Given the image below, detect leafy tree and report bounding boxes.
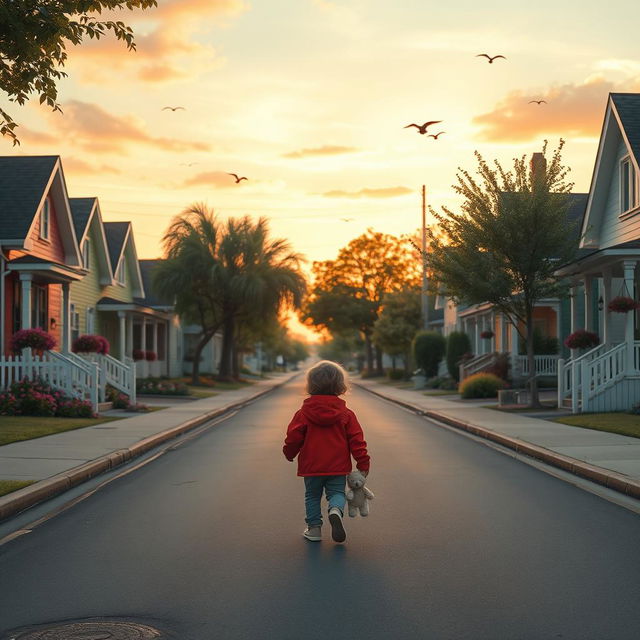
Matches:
[427,141,577,406]
[317,331,364,370]
[0,0,157,144]
[372,288,422,373]
[446,331,471,381]
[413,331,446,377]
[304,229,421,375]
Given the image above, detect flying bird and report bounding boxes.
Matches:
[428,131,446,140]
[341,218,354,222]
[180,162,199,166]
[528,100,547,105]
[162,106,186,111]
[404,120,442,135]
[476,54,506,64]
[228,173,248,183]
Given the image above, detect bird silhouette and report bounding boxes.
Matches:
[341,218,354,222]
[404,120,442,135]
[228,173,248,183]
[528,100,547,105]
[428,131,446,139]
[476,54,506,64]
[162,106,186,111]
[180,162,199,166]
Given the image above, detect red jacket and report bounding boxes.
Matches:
[283,395,370,476]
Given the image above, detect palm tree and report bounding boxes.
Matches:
[153,203,222,385]
[215,216,307,380]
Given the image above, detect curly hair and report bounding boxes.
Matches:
[306,360,348,396]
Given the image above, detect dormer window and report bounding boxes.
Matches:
[115,258,125,285]
[39,198,50,240]
[621,156,638,213]
[82,238,91,269]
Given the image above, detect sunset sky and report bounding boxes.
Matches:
[4,0,640,271]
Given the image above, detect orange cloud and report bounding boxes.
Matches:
[472,76,640,142]
[322,186,412,198]
[183,171,241,188]
[62,157,121,176]
[283,145,359,158]
[18,126,58,146]
[52,100,210,153]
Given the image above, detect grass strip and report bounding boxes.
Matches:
[0,480,36,497]
[0,416,121,447]
[554,413,640,439]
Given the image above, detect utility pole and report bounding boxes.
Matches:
[421,185,429,330]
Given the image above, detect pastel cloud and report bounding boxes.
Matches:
[54,100,210,153]
[472,76,640,142]
[62,157,121,176]
[322,186,412,198]
[183,171,241,188]
[283,145,360,159]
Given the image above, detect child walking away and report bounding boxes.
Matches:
[283,360,370,543]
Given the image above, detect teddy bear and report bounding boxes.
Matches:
[346,469,374,517]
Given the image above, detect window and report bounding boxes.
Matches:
[70,304,80,343]
[82,238,91,269]
[621,156,638,213]
[13,280,21,332]
[31,285,47,330]
[86,307,95,334]
[115,258,125,285]
[39,198,50,240]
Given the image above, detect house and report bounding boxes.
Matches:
[555,93,640,412]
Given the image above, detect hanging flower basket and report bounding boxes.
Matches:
[72,334,110,355]
[145,350,158,362]
[564,329,600,350]
[132,349,146,361]
[607,296,639,313]
[480,330,494,339]
[11,328,56,353]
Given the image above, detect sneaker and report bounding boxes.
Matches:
[303,525,322,541]
[328,507,346,543]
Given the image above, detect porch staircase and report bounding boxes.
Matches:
[77,352,137,405]
[558,342,640,413]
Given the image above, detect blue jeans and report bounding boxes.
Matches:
[303,475,346,526]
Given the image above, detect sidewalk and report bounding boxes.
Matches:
[355,379,640,500]
[0,372,298,521]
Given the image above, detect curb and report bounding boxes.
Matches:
[354,382,640,501]
[0,375,297,522]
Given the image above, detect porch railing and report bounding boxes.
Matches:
[78,352,137,405]
[0,348,99,412]
[459,352,496,381]
[516,355,560,377]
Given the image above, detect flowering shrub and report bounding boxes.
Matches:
[564,329,600,350]
[72,334,110,355]
[11,328,56,353]
[132,349,145,361]
[145,351,157,362]
[0,378,95,417]
[459,373,506,399]
[480,330,494,339]
[607,296,639,313]
[137,379,189,396]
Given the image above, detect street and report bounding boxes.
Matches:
[2,379,640,639]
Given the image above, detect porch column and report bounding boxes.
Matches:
[474,319,479,356]
[152,320,158,357]
[141,318,147,354]
[118,311,126,360]
[490,312,496,352]
[602,269,612,345]
[624,261,637,372]
[570,281,581,334]
[19,274,33,329]
[61,282,70,353]
[584,275,594,331]
[126,315,133,356]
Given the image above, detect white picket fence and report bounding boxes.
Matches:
[516,354,560,377]
[0,348,99,412]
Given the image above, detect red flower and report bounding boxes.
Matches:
[607,296,639,313]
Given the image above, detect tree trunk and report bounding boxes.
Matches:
[190,331,215,385]
[375,345,384,376]
[219,316,235,381]
[525,311,540,408]
[232,344,240,379]
[364,333,374,374]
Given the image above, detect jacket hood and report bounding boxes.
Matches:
[301,395,347,427]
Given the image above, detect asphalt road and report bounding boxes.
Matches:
[2,380,640,639]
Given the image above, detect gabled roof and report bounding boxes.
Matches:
[579,93,640,249]
[69,197,96,242]
[0,155,81,265]
[104,221,144,298]
[138,259,173,308]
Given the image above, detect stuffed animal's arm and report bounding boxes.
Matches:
[346,489,354,501]
[363,486,375,500]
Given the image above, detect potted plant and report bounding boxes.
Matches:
[145,351,158,362]
[72,334,110,355]
[132,349,146,361]
[607,296,639,313]
[564,329,600,350]
[480,330,494,339]
[11,328,56,354]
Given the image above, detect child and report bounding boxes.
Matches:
[283,360,370,543]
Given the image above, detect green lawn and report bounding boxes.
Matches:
[139,376,255,400]
[0,480,35,497]
[554,413,640,439]
[0,415,121,447]
[423,390,459,396]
